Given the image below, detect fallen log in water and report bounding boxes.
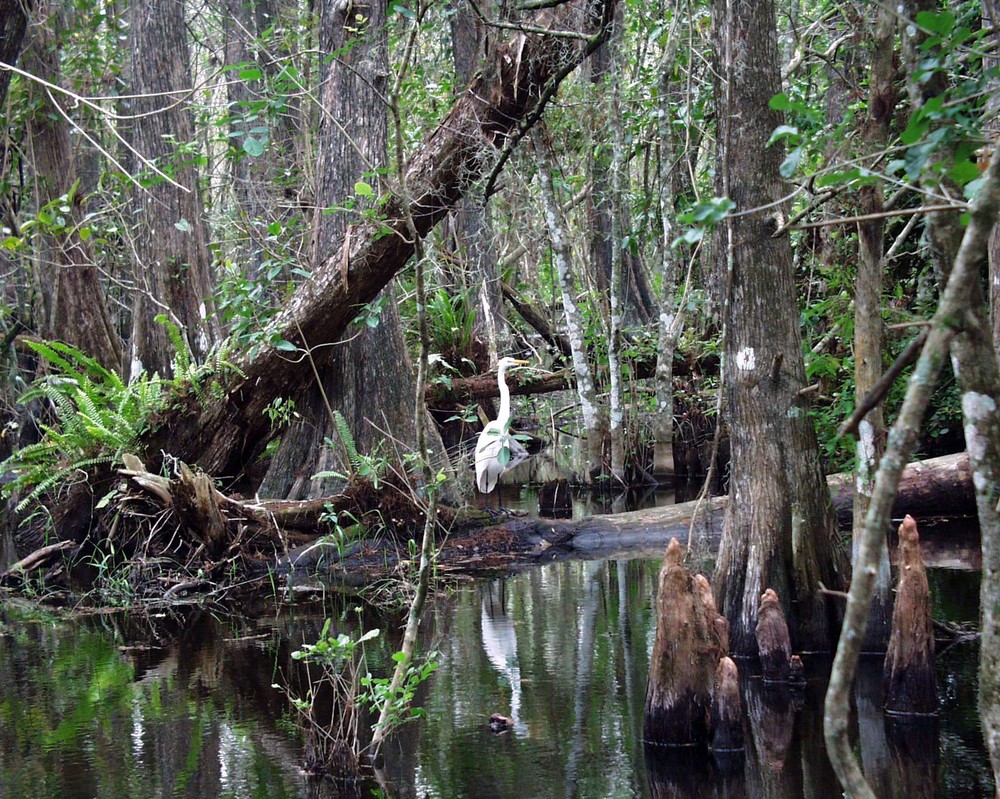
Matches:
[107,450,977,590]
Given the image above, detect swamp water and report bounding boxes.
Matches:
[0,524,993,798]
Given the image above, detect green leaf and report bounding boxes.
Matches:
[243,136,265,157]
[268,221,282,236]
[239,67,263,81]
[963,175,986,201]
[174,218,192,232]
[947,159,980,187]
[497,444,511,468]
[274,339,298,352]
[815,168,861,188]
[767,125,798,146]
[769,92,792,111]
[915,10,955,35]
[779,147,803,178]
[354,180,374,197]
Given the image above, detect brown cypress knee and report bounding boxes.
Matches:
[756,588,792,683]
[644,538,726,746]
[711,656,744,752]
[884,514,938,715]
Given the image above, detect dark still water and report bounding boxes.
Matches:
[0,556,992,798]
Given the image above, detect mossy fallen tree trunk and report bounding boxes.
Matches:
[4,450,978,600]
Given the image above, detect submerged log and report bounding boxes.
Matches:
[884,515,938,715]
[756,588,793,683]
[644,538,727,746]
[828,451,976,524]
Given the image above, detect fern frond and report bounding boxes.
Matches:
[331,412,362,471]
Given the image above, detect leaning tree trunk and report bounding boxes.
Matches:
[986,0,1000,363]
[826,136,1000,799]
[900,0,1000,784]
[710,0,846,656]
[135,0,616,483]
[127,0,220,378]
[22,2,123,372]
[258,0,449,500]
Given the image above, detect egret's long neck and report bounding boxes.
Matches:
[497,365,512,428]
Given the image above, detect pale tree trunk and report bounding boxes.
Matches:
[853,3,895,652]
[22,3,123,372]
[127,0,220,377]
[986,0,1000,362]
[825,137,1000,799]
[259,0,448,499]
[607,24,625,484]
[900,0,1000,785]
[584,7,653,328]
[711,0,846,656]
[450,0,506,366]
[532,127,606,482]
[651,18,684,481]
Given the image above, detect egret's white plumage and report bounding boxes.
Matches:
[474,357,529,493]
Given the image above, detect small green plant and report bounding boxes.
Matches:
[311,409,390,488]
[276,615,437,775]
[0,340,165,512]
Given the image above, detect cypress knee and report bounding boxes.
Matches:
[644,538,726,746]
[884,515,938,715]
[756,588,792,683]
[711,656,744,752]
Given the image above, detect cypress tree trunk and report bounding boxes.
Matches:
[127,0,220,377]
[22,3,123,372]
[853,3,895,653]
[711,0,846,656]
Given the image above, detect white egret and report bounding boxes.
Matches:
[474,357,530,493]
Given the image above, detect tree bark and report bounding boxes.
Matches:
[0,0,32,110]
[257,0,450,500]
[450,0,507,366]
[852,2,896,653]
[983,0,1000,363]
[127,0,220,378]
[21,3,123,372]
[900,1,1000,783]
[711,0,846,657]
[651,20,684,480]
[644,538,727,746]
[137,0,616,482]
[222,0,302,281]
[532,126,607,481]
[824,137,1000,799]
[883,515,937,715]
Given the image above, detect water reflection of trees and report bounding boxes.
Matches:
[0,559,993,798]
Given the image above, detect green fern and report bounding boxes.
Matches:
[333,410,362,471]
[310,410,389,489]
[0,341,167,508]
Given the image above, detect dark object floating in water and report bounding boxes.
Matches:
[489,713,514,733]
